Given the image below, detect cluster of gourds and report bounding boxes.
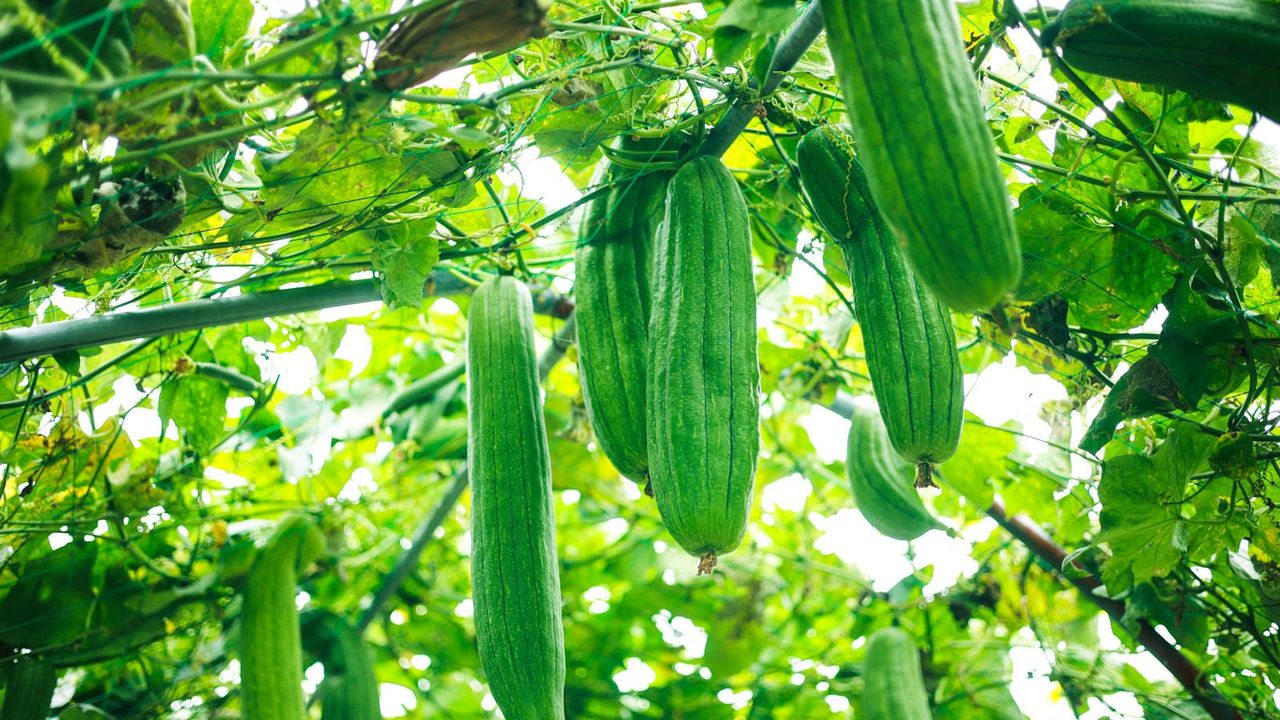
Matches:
[461,0,991,714]
[460,0,1280,718]
[576,136,761,570]
[462,145,762,718]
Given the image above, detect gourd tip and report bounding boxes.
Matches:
[697,552,718,575]
[915,462,937,489]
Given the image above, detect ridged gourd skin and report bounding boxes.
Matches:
[647,156,760,571]
[1044,0,1280,121]
[575,140,673,483]
[818,0,1021,312]
[845,404,944,541]
[241,513,326,720]
[302,611,380,720]
[467,275,566,720]
[1,659,56,720]
[796,126,963,479]
[861,627,933,720]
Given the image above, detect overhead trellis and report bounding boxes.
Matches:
[0,0,1279,718]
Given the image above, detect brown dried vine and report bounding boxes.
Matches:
[374,0,550,89]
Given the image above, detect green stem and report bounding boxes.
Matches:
[699,2,825,158]
[0,272,574,366]
[382,360,466,417]
[194,362,264,396]
[550,20,679,45]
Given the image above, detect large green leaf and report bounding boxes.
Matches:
[159,372,230,454]
[1098,427,1215,591]
[191,0,253,62]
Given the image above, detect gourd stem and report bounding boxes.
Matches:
[382,360,467,417]
[914,462,936,489]
[698,2,825,158]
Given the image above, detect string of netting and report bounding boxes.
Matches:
[0,0,1228,543]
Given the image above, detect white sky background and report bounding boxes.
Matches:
[66,0,1280,715]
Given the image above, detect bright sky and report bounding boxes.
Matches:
[97,0,1280,716]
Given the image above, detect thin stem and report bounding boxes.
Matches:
[549,20,678,44]
[1114,188,1280,204]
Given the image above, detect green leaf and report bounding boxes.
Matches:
[1078,270,1251,451]
[1139,698,1212,720]
[1250,202,1280,295]
[937,417,1016,508]
[1161,271,1240,346]
[371,219,440,308]
[712,0,797,66]
[0,540,99,648]
[1079,353,1195,454]
[1111,85,1232,156]
[52,349,82,376]
[1203,206,1267,290]
[130,0,196,69]
[1122,583,1210,653]
[935,643,1023,720]
[159,373,230,455]
[750,34,779,86]
[254,9,340,89]
[1016,186,1174,331]
[0,100,57,275]
[60,564,184,666]
[240,119,475,241]
[1041,129,1120,213]
[57,705,115,720]
[1001,462,1087,534]
[526,106,628,166]
[191,0,253,62]
[439,124,495,151]
[1098,428,1215,591]
[757,339,812,395]
[0,0,133,85]
[700,595,767,677]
